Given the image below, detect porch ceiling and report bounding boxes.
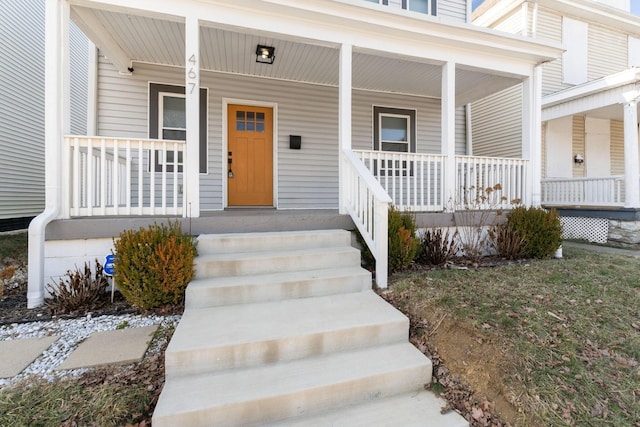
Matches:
[73,5,524,104]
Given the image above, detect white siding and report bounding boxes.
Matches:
[588,24,628,80]
[470,84,523,158]
[438,0,467,22]
[494,8,524,35]
[610,119,624,176]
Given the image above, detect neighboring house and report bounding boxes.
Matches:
[0,0,89,232]
[28,0,561,307]
[472,0,640,246]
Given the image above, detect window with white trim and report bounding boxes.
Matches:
[373,106,416,176]
[364,0,436,15]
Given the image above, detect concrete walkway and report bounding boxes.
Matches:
[0,325,158,379]
[563,241,640,258]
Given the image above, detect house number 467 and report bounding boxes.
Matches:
[187,54,197,94]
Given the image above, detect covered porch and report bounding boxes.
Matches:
[30,0,561,307]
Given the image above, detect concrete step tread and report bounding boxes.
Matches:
[188,266,370,290]
[196,245,359,262]
[168,291,407,355]
[197,229,351,254]
[265,391,469,427]
[154,342,431,420]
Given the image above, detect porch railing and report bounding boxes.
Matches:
[541,176,625,207]
[68,136,185,217]
[455,156,528,209]
[354,150,445,211]
[354,150,528,211]
[342,150,392,288]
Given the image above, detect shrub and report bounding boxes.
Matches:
[417,228,459,266]
[46,260,109,314]
[489,224,525,260]
[388,206,419,272]
[113,221,197,309]
[506,206,562,259]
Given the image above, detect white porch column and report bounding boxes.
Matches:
[28,0,70,308]
[338,43,352,215]
[441,62,456,206]
[623,99,640,208]
[522,65,542,206]
[184,15,200,217]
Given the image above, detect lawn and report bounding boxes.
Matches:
[385,246,640,426]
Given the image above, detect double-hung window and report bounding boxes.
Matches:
[373,106,416,176]
[364,0,436,16]
[158,93,185,172]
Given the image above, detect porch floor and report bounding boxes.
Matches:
[45,209,354,241]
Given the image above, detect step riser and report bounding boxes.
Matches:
[197,230,352,255]
[195,250,361,278]
[185,272,371,308]
[154,362,431,427]
[165,319,409,378]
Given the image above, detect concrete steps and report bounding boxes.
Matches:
[153,229,467,427]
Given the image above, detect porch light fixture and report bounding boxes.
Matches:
[574,154,584,164]
[256,44,275,64]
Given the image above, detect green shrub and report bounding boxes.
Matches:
[46,260,109,314]
[506,207,562,259]
[388,206,419,272]
[417,228,459,266]
[113,221,197,309]
[489,223,525,260]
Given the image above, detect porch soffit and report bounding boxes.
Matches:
[69,2,546,103]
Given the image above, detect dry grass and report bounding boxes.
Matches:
[388,246,640,426]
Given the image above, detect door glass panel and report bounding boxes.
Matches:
[235,110,266,133]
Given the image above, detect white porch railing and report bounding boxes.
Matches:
[455,156,528,209]
[342,150,392,288]
[354,150,445,211]
[541,176,625,207]
[68,136,185,216]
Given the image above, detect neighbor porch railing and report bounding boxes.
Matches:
[68,136,185,216]
[541,176,625,207]
[342,150,392,288]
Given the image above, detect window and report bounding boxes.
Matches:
[364,0,435,15]
[562,17,588,85]
[149,83,207,173]
[373,106,416,176]
[235,110,266,132]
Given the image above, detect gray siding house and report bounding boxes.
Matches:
[0,0,88,231]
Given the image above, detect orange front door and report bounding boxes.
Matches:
[227,105,274,206]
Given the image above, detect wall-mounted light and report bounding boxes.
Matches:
[574,154,584,164]
[256,44,275,64]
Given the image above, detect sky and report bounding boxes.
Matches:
[473,0,640,15]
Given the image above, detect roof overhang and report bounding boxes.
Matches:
[67,0,562,104]
[542,68,640,121]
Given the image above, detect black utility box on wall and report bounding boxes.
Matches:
[289,135,301,150]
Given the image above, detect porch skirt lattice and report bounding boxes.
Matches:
[560,217,609,244]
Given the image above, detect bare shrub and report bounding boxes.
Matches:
[417,228,459,266]
[46,260,109,314]
[489,224,525,260]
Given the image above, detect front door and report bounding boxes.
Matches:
[227,105,274,206]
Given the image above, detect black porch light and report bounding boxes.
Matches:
[256,44,275,64]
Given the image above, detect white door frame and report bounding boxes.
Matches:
[222,98,278,208]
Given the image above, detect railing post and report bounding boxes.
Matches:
[374,199,388,289]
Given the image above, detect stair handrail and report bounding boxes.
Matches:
[342,149,392,288]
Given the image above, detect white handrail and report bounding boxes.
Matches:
[541,176,625,206]
[67,135,185,216]
[342,150,391,288]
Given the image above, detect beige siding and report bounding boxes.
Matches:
[494,8,524,35]
[588,24,628,80]
[572,115,585,178]
[610,120,624,175]
[470,84,522,158]
[535,8,569,96]
[438,0,467,22]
